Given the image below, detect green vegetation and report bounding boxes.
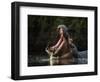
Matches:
[28,15,87,52]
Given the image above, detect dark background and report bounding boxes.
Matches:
[28,15,87,66]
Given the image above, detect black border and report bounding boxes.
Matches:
[11,1,98,80]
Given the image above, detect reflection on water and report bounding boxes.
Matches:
[28,51,87,66]
[28,55,49,66]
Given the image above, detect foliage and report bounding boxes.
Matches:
[28,15,87,54]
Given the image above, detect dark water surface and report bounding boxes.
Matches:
[28,51,87,67]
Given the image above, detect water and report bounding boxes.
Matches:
[28,51,87,67]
